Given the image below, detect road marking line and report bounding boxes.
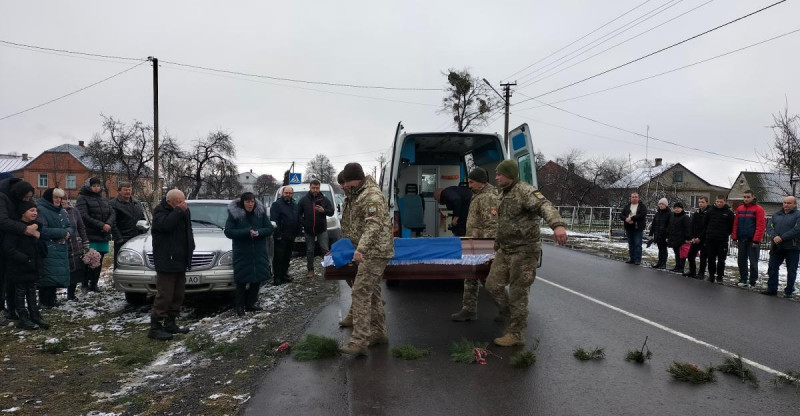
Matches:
[538,276,789,378]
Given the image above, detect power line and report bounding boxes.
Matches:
[516,0,788,104]
[516,0,684,85]
[0,39,145,62]
[503,0,656,81]
[520,0,713,89]
[0,61,148,122]
[513,26,800,111]
[0,41,141,65]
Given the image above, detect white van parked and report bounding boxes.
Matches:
[379,122,537,238]
[273,182,342,252]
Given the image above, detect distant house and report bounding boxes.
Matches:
[728,171,789,214]
[0,153,32,176]
[237,170,258,193]
[608,158,728,209]
[536,161,604,206]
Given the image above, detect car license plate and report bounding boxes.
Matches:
[186,275,202,285]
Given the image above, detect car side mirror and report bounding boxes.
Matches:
[337,204,341,213]
[136,219,150,231]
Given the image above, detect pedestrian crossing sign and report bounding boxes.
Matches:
[289,173,302,184]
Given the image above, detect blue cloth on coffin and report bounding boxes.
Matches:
[331,238,356,268]
[330,237,463,268]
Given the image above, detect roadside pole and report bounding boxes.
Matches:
[148,56,160,202]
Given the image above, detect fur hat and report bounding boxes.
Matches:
[673,201,684,209]
[9,180,34,201]
[341,162,365,182]
[658,198,669,206]
[17,200,36,217]
[467,167,489,184]
[42,188,55,203]
[496,160,519,180]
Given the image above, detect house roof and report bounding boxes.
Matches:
[43,143,128,173]
[610,161,672,188]
[738,171,789,204]
[0,156,31,173]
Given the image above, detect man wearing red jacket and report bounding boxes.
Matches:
[732,190,766,287]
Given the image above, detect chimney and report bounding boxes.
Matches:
[22,153,28,161]
[250,169,253,173]
[654,158,662,167]
[79,140,85,147]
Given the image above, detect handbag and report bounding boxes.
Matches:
[679,243,691,259]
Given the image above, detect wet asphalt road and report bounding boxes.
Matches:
[245,245,800,415]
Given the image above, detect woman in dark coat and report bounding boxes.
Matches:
[76,178,115,291]
[649,198,671,269]
[666,202,692,273]
[36,188,73,308]
[224,192,274,316]
[62,198,89,300]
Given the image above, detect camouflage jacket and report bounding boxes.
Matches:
[466,183,499,238]
[496,180,565,253]
[345,176,394,259]
[340,193,353,241]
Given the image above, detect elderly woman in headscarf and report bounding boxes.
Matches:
[36,188,73,308]
[224,192,274,316]
[61,196,89,300]
[76,177,115,292]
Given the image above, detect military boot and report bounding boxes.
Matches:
[164,316,190,334]
[369,333,389,346]
[450,308,477,322]
[339,342,368,356]
[493,332,525,347]
[338,313,353,328]
[148,317,174,341]
[15,310,38,330]
[29,309,50,330]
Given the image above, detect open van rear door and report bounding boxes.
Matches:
[508,123,538,187]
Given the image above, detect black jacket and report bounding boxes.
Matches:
[667,210,691,248]
[270,198,301,238]
[620,202,648,231]
[0,177,28,239]
[2,220,45,283]
[298,192,334,236]
[111,197,145,241]
[649,208,671,243]
[702,204,734,242]
[151,199,195,273]
[690,207,708,239]
[76,185,116,242]
[440,186,472,237]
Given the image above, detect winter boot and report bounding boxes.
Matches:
[15,310,38,330]
[67,284,77,301]
[450,308,478,322]
[305,270,315,278]
[369,333,389,346]
[338,313,353,328]
[164,316,190,334]
[339,342,368,356]
[29,309,50,330]
[148,317,174,341]
[244,283,262,311]
[493,332,525,347]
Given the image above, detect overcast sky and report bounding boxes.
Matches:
[1,0,799,187]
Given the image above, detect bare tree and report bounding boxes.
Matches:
[97,115,155,202]
[761,101,800,194]
[202,159,242,199]
[254,174,281,198]
[80,138,117,197]
[439,68,498,132]
[304,154,337,184]
[534,150,547,169]
[180,131,236,199]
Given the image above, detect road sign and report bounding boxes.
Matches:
[289,173,302,184]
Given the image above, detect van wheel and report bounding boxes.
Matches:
[125,292,147,305]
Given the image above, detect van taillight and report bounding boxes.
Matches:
[393,211,401,237]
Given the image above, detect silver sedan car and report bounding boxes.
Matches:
[113,199,237,305]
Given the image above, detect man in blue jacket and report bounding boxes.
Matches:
[762,195,800,298]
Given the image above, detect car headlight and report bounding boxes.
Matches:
[217,251,233,266]
[117,249,144,266]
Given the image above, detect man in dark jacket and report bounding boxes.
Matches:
[619,193,647,265]
[649,198,671,269]
[732,190,767,287]
[0,178,36,320]
[149,189,195,341]
[270,186,301,285]
[762,196,800,297]
[434,186,472,237]
[666,202,692,273]
[701,195,734,283]
[111,182,145,268]
[298,180,334,278]
[684,197,709,278]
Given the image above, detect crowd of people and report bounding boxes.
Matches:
[620,190,799,297]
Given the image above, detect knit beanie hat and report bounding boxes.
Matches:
[467,167,489,184]
[42,188,55,203]
[341,163,365,182]
[89,177,102,186]
[673,201,684,209]
[10,180,34,201]
[496,160,519,180]
[658,198,669,206]
[337,171,346,185]
[17,200,36,218]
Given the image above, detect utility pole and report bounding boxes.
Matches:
[482,79,516,152]
[148,56,160,202]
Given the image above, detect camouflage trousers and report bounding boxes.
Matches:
[350,258,389,348]
[484,248,539,337]
[461,279,482,313]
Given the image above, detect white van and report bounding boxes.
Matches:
[379,122,537,238]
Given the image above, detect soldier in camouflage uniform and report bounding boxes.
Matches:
[336,172,356,328]
[485,160,567,347]
[451,167,499,322]
[338,163,394,356]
